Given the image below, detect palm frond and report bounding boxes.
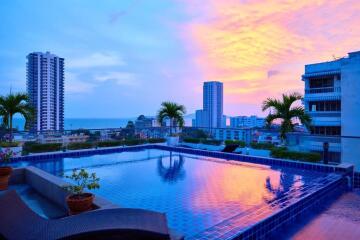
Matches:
[262,92,307,141]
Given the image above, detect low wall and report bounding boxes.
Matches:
[9,167,119,211]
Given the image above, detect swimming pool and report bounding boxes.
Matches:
[12,148,337,238]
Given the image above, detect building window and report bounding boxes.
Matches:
[309,100,341,111]
[310,126,341,136]
[309,77,334,88]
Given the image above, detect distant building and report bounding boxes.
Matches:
[203,81,224,128]
[302,50,360,166]
[38,134,89,144]
[134,115,154,129]
[230,115,265,128]
[193,110,208,128]
[193,81,225,128]
[27,52,64,131]
[214,128,253,144]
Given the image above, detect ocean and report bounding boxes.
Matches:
[12,118,135,131]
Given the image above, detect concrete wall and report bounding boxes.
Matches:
[341,53,360,170]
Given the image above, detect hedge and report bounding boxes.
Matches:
[67,142,93,150]
[0,141,19,147]
[250,142,275,150]
[122,139,147,146]
[201,139,222,146]
[271,148,321,162]
[224,140,246,147]
[183,138,201,144]
[148,138,166,143]
[97,141,123,148]
[23,142,62,153]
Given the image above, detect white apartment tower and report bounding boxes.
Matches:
[302,50,360,169]
[203,81,224,128]
[27,52,64,131]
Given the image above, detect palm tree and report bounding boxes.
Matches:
[262,92,311,141]
[157,102,186,135]
[0,93,34,142]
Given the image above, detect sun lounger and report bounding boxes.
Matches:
[0,190,183,240]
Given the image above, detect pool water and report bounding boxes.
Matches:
[14,149,328,237]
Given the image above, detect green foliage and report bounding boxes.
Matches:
[0,93,35,138]
[0,148,15,164]
[22,142,62,154]
[0,141,19,147]
[224,140,246,147]
[148,138,166,143]
[63,169,100,195]
[262,92,311,140]
[122,139,147,146]
[183,138,201,144]
[67,142,93,150]
[250,142,275,150]
[271,148,321,162]
[183,138,222,145]
[201,139,222,146]
[181,128,209,139]
[97,141,123,147]
[157,102,186,133]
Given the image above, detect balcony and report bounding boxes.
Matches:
[305,87,340,94]
[304,87,341,101]
[308,111,341,118]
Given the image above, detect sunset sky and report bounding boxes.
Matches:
[1,0,360,118]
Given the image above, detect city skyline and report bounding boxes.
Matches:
[1,1,360,118]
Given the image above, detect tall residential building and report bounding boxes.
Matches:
[230,115,265,128]
[302,50,360,168]
[27,52,64,131]
[203,81,224,128]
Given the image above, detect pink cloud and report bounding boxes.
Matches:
[179,0,360,115]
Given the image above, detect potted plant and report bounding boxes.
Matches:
[157,102,186,146]
[63,168,100,215]
[0,148,15,190]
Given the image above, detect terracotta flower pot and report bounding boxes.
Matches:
[0,166,13,191]
[66,193,94,215]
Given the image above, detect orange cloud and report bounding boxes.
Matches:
[181,0,360,115]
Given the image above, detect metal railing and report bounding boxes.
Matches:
[305,87,341,94]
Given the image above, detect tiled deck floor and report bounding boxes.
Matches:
[271,190,360,240]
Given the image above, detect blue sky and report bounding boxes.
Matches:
[0,0,203,118]
[2,0,360,118]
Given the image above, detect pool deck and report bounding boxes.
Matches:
[271,190,360,240]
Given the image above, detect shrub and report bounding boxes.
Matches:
[250,142,275,150]
[63,169,100,195]
[148,138,166,143]
[183,138,201,144]
[122,139,147,146]
[224,140,246,147]
[0,141,19,147]
[23,142,62,153]
[97,141,123,148]
[201,139,222,146]
[271,148,321,162]
[67,142,93,150]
